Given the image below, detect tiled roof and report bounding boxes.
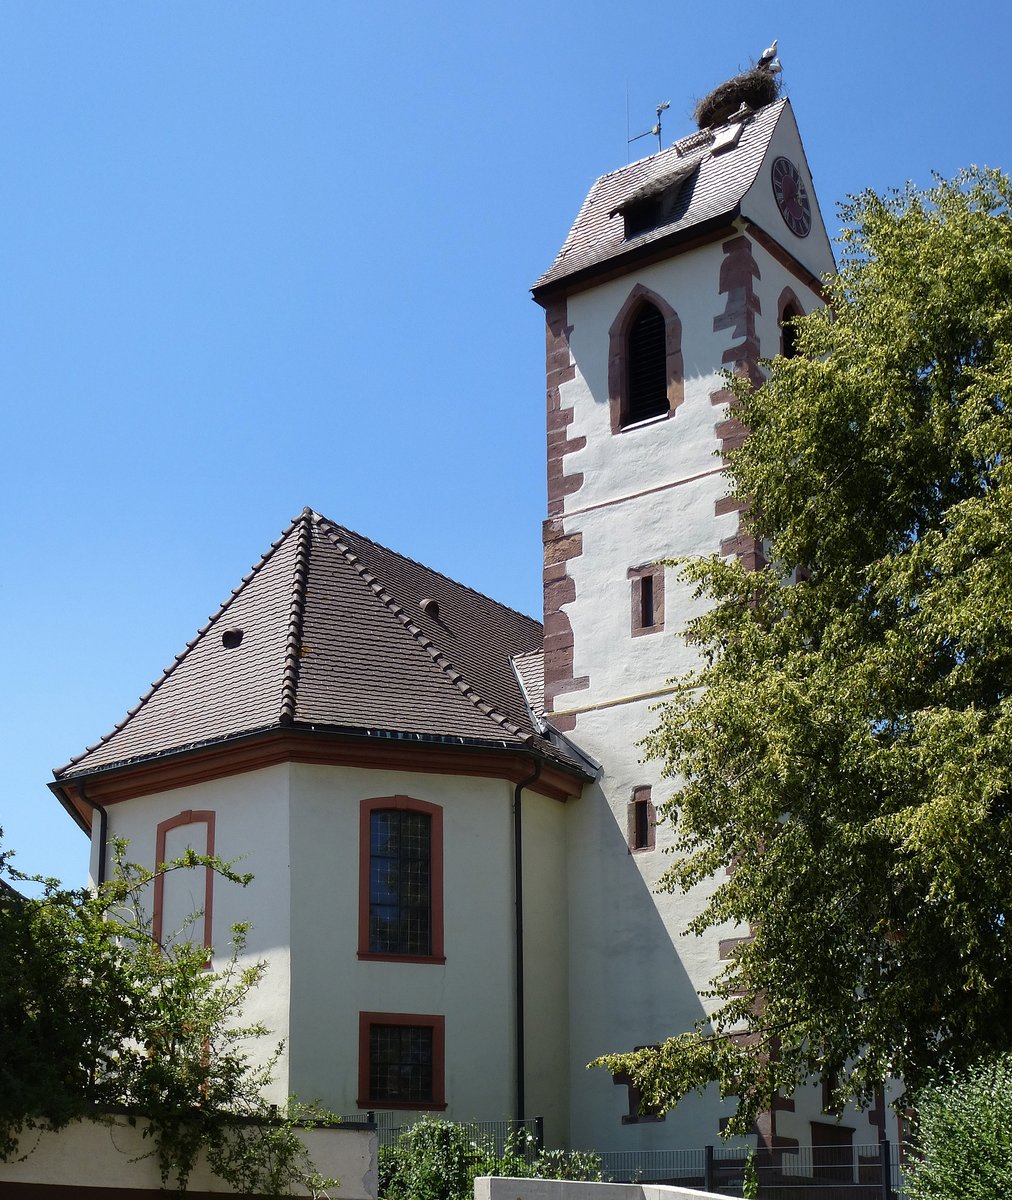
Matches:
[511,649,545,725]
[55,510,578,779]
[532,100,786,295]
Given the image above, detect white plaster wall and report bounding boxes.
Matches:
[552,183,829,1151]
[556,239,747,1150]
[101,764,294,1104]
[740,103,836,281]
[521,788,571,1145]
[287,763,568,1125]
[776,1077,907,1157]
[750,242,826,358]
[564,703,737,1153]
[562,242,735,516]
[555,241,743,719]
[562,482,736,712]
[0,1116,376,1198]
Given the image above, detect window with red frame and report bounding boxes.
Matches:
[359,797,444,962]
[358,1012,445,1109]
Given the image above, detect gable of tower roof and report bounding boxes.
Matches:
[532,99,788,297]
[55,510,578,781]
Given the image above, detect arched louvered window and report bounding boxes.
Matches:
[626,303,669,424]
[608,284,683,434]
[778,289,806,360]
[781,303,801,358]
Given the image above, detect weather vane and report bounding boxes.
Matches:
[628,100,670,154]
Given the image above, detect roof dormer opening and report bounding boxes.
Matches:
[623,197,663,239]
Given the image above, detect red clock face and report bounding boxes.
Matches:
[771,156,812,238]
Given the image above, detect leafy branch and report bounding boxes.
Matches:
[0,831,337,1195]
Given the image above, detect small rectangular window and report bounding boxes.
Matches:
[640,575,654,628]
[628,564,665,637]
[633,799,650,849]
[628,786,656,852]
[614,1044,666,1124]
[623,198,662,239]
[359,1012,446,1110]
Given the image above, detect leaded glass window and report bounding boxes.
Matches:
[369,1022,434,1104]
[369,809,432,956]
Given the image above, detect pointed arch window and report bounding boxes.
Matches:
[778,288,806,359]
[608,284,683,433]
[627,304,668,423]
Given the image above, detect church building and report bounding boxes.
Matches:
[49,68,892,1160]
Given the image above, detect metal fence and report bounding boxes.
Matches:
[602,1141,904,1199]
[341,1112,544,1156]
[345,1115,906,1200]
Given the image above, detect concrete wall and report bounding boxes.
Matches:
[476,1179,722,1200]
[0,1116,376,1197]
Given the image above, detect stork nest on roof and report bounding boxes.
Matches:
[693,68,780,130]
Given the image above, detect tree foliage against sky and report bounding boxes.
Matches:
[594,168,1012,1132]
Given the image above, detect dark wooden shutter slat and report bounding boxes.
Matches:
[627,304,668,424]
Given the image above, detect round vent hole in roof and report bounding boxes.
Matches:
[419,598,439,620]
[222,629,244,649]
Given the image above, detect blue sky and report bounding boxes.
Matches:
[3,1,1010,887]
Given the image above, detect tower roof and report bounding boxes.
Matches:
[532,99,787,298]
[54,510,574,784]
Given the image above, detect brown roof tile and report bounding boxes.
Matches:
[532,100,786,296]
[55,510,578,779]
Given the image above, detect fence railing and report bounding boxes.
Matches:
[602,1141,904,1199]
[345,1114,906,1199]
[340,1112,544,1156]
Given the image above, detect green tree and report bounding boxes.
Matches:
[0,834,336,1195]
[905,1055,1012,1200]
[593,169,1012,1133]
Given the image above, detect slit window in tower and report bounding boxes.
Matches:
[628,786,656,852]
[640,574,655,629]
[629,564,664,637]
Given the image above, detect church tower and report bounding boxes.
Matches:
[532,79,837,1151]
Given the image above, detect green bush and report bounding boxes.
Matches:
[378,1119,604,1200]
[905,1055,1012,1200]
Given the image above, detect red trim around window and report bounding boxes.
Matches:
[778,286,806,358]
[357,1011,447,1110]
[627,785,657,852]
[358,795,445,963]
[152,809,216,949]
[627,563,665,637]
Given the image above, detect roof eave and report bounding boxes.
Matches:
[52,722,591,831]
[531,208,741,306]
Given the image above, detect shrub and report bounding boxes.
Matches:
[378,1119,605,1200]
[905,1055,1012,1200]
